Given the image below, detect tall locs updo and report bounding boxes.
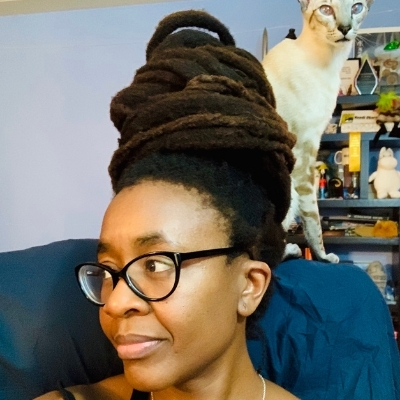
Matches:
[108,10,296,225]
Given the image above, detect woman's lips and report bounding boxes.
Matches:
[115,335,163,359]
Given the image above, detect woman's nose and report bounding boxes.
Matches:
[102,278,151,317]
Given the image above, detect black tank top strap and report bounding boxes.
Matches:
[131,389,150,400]
[56,381,77,400]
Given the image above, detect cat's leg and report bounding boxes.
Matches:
[282,179,299,231]
[294,165,339,264]
[282,180,302,259]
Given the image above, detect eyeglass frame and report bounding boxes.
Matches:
[75,246,241,305]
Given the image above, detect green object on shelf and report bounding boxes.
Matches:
[384,40,400,51]
[376,91,400,114]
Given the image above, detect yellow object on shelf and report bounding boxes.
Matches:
[349,132,361,172]
[354,225,374,237]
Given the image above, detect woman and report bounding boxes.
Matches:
[37,10,298,400]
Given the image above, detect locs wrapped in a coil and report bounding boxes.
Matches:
[108,10,296,224]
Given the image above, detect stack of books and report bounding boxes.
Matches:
[321,213,390,236]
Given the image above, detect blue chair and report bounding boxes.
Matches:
[1,239,399,400]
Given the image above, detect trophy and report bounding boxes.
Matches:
[355,58,378,95]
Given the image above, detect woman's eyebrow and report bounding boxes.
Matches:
[133,233,168,247]
[97,233,178,256]
[97,241,109,255]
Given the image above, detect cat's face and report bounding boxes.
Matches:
[299,0,373,46]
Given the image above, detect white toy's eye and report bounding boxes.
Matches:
[319,5,334,16]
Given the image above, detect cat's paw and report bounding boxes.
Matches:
[282,243,303,260]
[319,252,340,264]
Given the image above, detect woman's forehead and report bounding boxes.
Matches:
[100,181,230,254]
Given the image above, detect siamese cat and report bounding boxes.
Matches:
[263,0,374,262]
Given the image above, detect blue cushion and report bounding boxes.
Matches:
[0,240,122,400]
[1,240,399,399]
[248,258,400,400]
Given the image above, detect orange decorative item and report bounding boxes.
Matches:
[373,220,399,238]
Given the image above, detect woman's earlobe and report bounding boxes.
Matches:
[238,260,271,317]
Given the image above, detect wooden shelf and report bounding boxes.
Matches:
[288,234,399,246]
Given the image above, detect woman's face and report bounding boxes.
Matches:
[98,180,252,392]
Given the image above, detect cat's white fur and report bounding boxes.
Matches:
[263,0,373,262]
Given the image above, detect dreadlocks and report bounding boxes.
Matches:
[107,10,296,339]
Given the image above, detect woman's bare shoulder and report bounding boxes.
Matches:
[34,374,132,400]
[34,390,64,400]
[266,380,300,400]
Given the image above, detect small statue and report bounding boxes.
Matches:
[373,92,400,143]
[368,147,400,198]
[366,261,387,296]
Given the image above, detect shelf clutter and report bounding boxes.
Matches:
[288,94,400,347]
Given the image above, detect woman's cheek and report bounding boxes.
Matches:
[99,309,114,343]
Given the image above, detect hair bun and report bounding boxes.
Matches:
[146,10,235,60]
[108,10,296,224]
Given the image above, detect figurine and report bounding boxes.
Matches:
[374,92,400,143]
[366,261,387,297]
[368,147,400,198]
[315,162,328,199]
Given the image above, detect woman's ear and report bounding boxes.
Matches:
[237,259,271,317]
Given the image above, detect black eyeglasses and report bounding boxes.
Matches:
[75,247,240,305]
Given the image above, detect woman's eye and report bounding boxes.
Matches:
[87,268,112,278]
[352,3,364,15]
[102,270,112,279]
[144,257,175,273]
[319,5,334,16]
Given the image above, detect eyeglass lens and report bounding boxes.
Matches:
[78,253,177,304]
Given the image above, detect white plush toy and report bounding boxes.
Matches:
[369,147,400,199]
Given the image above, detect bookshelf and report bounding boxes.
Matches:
[288,235,400,246]
[289,95,400,347]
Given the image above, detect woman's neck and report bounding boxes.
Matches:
[151,341,262,400]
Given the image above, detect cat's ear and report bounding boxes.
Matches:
[366,0,375,9]
[298,0,310,12]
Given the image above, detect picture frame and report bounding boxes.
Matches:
[354,27,400,93]
[339,58,361,96]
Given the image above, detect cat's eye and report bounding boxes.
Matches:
[319,5,334,16]
[352,3,364,15]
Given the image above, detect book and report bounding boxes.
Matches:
[322,214,389,223]
[347,213,389,221]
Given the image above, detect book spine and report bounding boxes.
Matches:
[347,214,389,221]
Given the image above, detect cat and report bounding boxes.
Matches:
[262,0,373,263]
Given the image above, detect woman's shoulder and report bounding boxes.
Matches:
[34,374,133,400]
[266,380,300,400]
